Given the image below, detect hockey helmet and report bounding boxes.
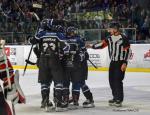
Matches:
[108,21,120,30]
[66,26,76,34]
[40,19,54,30]
[55,25,65,33]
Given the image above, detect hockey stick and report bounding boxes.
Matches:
[23,12,40,76]
[25,59,36,65]
[88,59,98,69]
[23,44,33,76]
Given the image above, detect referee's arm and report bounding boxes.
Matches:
[91,39,108,49]
[122,38,132,65]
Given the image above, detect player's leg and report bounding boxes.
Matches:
[62,81,70,106]
[79,60,95,108]
[50,57,68,111]
[40,82,53,109]
[81,81,95,108]
[54,82,68,111]
[61,62,71,107]
[71,82,81,108]
[38,57,53,110]
[0,86,13,115]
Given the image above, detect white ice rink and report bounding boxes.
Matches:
[15,70,150,115]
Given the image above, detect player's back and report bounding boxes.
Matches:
[36,30,66,57]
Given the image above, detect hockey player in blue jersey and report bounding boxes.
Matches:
[63,25,95,108]
[29,19,69,112]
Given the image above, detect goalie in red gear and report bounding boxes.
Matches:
[0,38,25,115]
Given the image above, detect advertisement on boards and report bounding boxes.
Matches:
[5,47,17,65]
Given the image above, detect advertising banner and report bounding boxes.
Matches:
[5,44,150,69]
[5,47,17,65]
[128,44,150,68]
[87,47,109,67]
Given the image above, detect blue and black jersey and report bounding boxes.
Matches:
[33,29,69,56]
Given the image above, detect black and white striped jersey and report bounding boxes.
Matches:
[92,34,131,64]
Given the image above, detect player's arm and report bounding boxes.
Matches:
[77,37,89,61]
[57,33,70,54]
[28,29,45,45]
[59,40,70,54]
[28,36,39,45]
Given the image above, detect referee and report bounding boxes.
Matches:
[86,21,132,107]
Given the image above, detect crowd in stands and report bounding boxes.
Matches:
[0,0,149,43]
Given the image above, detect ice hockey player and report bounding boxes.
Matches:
[29,19,70,112]
[0,38,25,115]
[62,26,95,109]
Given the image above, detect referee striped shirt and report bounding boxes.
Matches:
[92,34,131,64]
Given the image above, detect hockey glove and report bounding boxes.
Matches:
[79,52,85,62]
[25,59,36,65]
[28,36,38,45]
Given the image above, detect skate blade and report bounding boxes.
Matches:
[109,103,116,106]
[68,104,79,110]
[55,107,68,112]
[114,104,122,107]
[83,104,95,108]
[45,106,55,112]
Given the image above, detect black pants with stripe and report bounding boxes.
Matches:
[109,61,126,102]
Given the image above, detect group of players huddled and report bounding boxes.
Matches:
[28,19,95,112]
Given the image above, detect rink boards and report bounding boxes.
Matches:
[4,44,150,72]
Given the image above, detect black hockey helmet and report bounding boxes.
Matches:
[52,20,66,32]
[55,25,65,33]
[66,26,77,37]
[66,26,76,33]
[40,19,54,30]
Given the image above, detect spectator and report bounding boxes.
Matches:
[0,0,149,44]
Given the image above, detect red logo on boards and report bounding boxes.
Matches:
[144,50,150,58]
[5,47,10,56]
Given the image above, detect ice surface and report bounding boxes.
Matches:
[14,70,150,115]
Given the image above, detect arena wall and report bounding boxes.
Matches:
[5,44,150,72]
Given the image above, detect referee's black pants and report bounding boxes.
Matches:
[109,61,125,102]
